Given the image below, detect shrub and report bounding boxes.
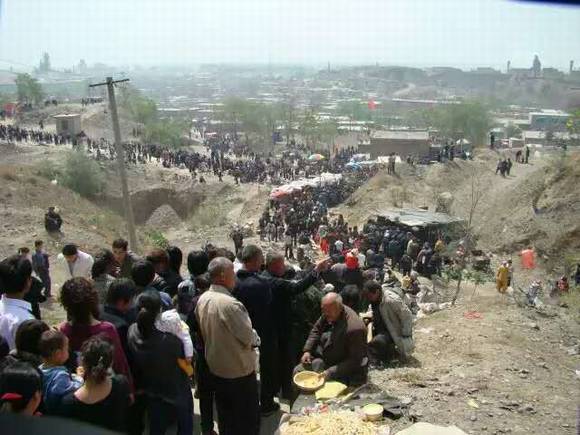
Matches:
[62,151,104,198]
[145,229,169,249]
[35,160,62,181]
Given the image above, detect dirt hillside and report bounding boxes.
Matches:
[334,149,580,270]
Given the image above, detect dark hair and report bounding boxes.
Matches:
[166,246,183,274]
[341,285,360,311]
[194,273,210,292]
[205,245,218,261]
[0,362,42,413]
[18,247,30,255]
[91,249,115,279]
[62,244,78,256]
[14,320,49,355]
[80,337,113,384]
[60,277,99,325]
[38,330,67,359]
[241,245,262,263]
[112,238,128,251]
[146,249,169,266]
[0,255,32,295]
[106,278,136,305]
[131,260,155,287]
[363,280,382,294]
[187,250,209,277]
[224,250,236,263]
[34,240,43,248]
[136,290,161,338]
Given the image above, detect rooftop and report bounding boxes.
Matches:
[371,130,429,140]
[375,208,464,227]
[53,113,81,119]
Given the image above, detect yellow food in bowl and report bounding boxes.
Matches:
[363,403,383,421]
[293,371,325,391]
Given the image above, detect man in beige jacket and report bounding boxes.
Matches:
[363,280,414,365]
[195,257,260,435]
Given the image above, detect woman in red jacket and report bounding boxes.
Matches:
[59,278,133,391]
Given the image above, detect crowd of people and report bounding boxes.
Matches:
[1,122,365,187]
[0,221,431,435]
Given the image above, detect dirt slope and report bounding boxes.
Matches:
[375,281,579,435]
[334,149,580,268]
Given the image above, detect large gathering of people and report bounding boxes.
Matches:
[1,122,365,186]
[0,210,432,435]
[1,115,577,434]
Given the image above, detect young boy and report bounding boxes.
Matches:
[39,330,83,415]
[155,305,195,377]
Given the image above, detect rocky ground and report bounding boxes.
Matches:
[369,279,579,434]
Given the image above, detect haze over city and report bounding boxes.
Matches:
[1,0,580,69]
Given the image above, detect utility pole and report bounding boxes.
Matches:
[89,77,138,252]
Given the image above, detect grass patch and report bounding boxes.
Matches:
[35,160,63,181]
[144,229,170,249]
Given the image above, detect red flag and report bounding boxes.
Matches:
[368,100,376,110]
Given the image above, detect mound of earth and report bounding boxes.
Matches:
[145,204,183,229]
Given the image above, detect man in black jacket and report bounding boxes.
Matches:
[100,278,136,355]
[235,245,278,415]
[261,252,329,399]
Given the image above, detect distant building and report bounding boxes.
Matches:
[528,111,569,131]
[53,113,82,136]
[360,130,430,158]
[523,130,574,146]
[542,68,564,80]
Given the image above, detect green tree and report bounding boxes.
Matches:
[566,108,580,146]
[15,73,44,105]
[62,151,104,198]
[298,110,319,147]
[278,97,297,145]
[143,119,187,148]
[430,101,491,146]
[221,96,246,137]
[337,100,372,121]
[221,98,275,149]
[316,119,339,148]
[118,86,157,125]
[505,122,522,139]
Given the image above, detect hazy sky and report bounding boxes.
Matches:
[1,0,579,70]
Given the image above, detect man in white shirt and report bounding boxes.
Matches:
[334,239,344,255]
[0,255,35,350]
[57,243,94,280]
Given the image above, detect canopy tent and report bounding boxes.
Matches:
[373,208,465,246]
[270,173,342,200]
[377,155,403,164]
[351,153,370,162]
[375,208,464,228]
[346,160,381,170]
